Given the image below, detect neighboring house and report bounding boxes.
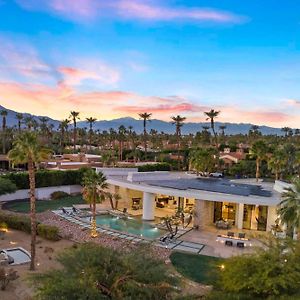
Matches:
[220,148,246,167]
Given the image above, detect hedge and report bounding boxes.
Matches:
[0,212,61,241]
[0,177,17,196]
[138,163,171,172]
[1,168,88,190]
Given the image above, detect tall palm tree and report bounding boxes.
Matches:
[16,113,23,132]
[59,119,70,154]
[1,109,7,131]
[82,169,108,238]
[8,132,51,270]
[1,110,8,154]
[86,117,97,150]
[171,115,186,170]
[138,112,152,160]
[250,140,268,182]
[204,109,220,148]
[278,178,300,239]
[117,125,126,161]
[69,111,80,153]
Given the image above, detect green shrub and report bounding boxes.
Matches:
[138,163,171,172]
[37,224,60,241]
[0,178,17,196]
[1,168,88,190]
[0,212,61,241]
[50,191,69,200]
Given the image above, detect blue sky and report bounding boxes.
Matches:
[0,0,300,127]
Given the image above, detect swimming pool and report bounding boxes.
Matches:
[83,214,166,239]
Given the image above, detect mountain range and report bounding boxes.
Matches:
[0,104,287,135]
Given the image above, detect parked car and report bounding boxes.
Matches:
[209,172,224,178]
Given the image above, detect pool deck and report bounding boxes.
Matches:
[53,208,206,255]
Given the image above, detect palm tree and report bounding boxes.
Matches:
[16,113,23,132]
[24,116,34,131]
[8,132,51,270]
[219,125,226,136]
[82,169,108,238]
[86,117,97,150]
[1,110,8,154]
[106,192,121,210]
[117,125,126,161]
[281,127,291,137]
[204,109,220,148]
[268,148,286,180]
[138,112,152,160]
[171,115,186,170]
[278,178,300,239]
[58,119,70,154]
[250,140,268,182]
[69,111,80,153]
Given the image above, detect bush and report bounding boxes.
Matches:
[37,224,60,241]
[0,178,17,196]
[0,212,61,241]
[138,163,171,172]
[50,191,69,200]
[0,212,31,233]
[1,168,88,190]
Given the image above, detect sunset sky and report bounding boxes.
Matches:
[0,0,300,126]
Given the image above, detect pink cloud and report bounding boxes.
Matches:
[16,0,246,24]
[116,102,204,114]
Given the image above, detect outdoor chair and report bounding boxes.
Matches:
[238,233,246,239]
[227,232,235,237]
[225,240,233,246]
[237,242,245,248]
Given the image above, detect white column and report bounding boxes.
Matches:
[266,206,277,232]
[142,192,155,220]
[236,203,244,230]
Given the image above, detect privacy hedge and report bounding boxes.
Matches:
[0,212,61,241]
[138,163,171,172]
[1,168,88,190]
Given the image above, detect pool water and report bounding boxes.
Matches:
[84,214,166,239]
[2,247,31,265]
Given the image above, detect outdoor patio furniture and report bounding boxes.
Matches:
[237,242,245,248]
[238,233,246,239]
[216,220,231,229]
[225,240,233,246]
[227,232,235,237]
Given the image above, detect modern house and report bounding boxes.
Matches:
[96,168,287,233]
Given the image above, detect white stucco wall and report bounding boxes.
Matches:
[0,185,82,202]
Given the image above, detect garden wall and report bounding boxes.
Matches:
[0,185,82,202]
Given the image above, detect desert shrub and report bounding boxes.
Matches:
[138,163,171,172]
[50,191,69,200]
[0,268,18,291]
[37,224,60,241]
[0,178,17,196]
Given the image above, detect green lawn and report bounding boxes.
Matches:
[3,196,85,213]
[170,252,223,285]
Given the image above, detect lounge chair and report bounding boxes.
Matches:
[225,240,233,246]
[237,242,245,248]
